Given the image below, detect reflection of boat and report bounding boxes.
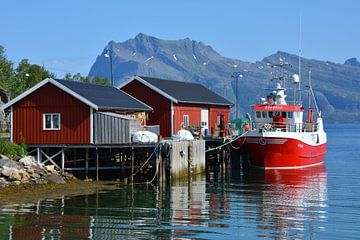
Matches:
[243,165,328,238]
[239,64,327,169]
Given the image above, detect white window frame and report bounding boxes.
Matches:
[43,113,61,130]
[183,115,189,127]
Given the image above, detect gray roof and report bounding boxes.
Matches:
[137,76,233,106]
[55,79,152,111]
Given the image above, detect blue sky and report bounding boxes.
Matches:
[1,0,359,77]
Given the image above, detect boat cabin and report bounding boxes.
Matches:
[251,82,305,132]
[252,104,304,131]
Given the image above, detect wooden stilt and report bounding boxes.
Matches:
[131,147,134,184]
[85,148,89,179]
[159,154,163,183]
[37,147,41,163]
[73,149,77,168]
[96,147,99,181]
[61,148,65,174]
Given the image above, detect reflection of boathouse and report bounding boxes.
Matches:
[1,165,328,239]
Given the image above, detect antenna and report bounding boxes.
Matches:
[298,12,302,104]
[308,66,312,109]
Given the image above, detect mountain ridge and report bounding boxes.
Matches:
[89,33,360,123]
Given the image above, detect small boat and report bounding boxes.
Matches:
[239,63,327,169]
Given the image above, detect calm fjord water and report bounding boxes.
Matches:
[0,124,359,239]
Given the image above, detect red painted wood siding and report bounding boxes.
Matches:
[173,104,201,133]
[209,107,230,134]
[174,103,230,134]
[121,80,172,137]
[13,83,90,145]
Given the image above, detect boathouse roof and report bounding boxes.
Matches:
[1,78,153,112]
[120,75,233,106]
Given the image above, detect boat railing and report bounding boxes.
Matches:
[250,122,319,133]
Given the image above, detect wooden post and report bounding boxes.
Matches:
[121,152,125,178]
[61,148,65,174]
[37,147,41,164]
[85,148,89,179]
[73,149,77,168]
[159,153,163,183]
[96,147,99,181]
[188,141,193,176]
[131,147,134,184]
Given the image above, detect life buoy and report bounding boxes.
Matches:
[264,123,272,131]
[259,137,266,145]
[243,123,250,132]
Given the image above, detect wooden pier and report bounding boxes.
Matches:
[26,137,234,184]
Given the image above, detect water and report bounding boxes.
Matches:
[0,124,359,239]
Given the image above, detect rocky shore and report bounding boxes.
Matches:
[0,154,122,205]
[0,154,71,186]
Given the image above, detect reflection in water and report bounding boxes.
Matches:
[242,164,327,239]
[0,165,327,239]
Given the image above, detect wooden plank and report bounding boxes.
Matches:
[191,140,205,174]
[169,141,189,180]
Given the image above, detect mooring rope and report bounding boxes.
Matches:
[132,142,160,177]
[146,156,161,184]
[205,132,247,153]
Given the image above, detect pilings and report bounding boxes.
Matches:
[29,138,230,184]
[167,139,206,181]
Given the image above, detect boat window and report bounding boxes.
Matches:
[269,111,274,118]
[256,111,261,118]
[288,112,293,118]
[262,111,267,118]
[282,112,287,118]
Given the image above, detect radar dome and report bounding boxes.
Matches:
[292,74,300,83]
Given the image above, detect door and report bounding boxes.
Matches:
[201,108,209,135]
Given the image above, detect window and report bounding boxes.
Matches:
[183,115,189,127]
[269,111,274,118]
[262,111,267,118]
[256,111,261,118]
[43,113,60,130]
[288,112,293,118]
[282,112,287,118]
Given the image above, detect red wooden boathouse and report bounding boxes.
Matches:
[1,78,152,145]
[120,76,233,137]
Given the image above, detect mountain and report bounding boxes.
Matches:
[344,57,360,67]
[89,33,360,123]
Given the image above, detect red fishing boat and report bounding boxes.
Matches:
[239,64,327,169]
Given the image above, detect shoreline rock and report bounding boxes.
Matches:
[0,155,70,186]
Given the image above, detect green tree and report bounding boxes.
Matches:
[0,46,14,93]
[64,72,73,80]
[93,76,110,86]
[64,72,109,86]
[15,59,55,88]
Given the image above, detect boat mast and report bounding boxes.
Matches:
[308,68,321,117]
[307,67,313,123]
[298,12,302,105]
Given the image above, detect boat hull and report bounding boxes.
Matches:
[242,137,327,169]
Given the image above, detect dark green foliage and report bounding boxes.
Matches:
[0,141,27,159]
[0,46,55,99]
[0,46,14,93]
[64,72,109,86]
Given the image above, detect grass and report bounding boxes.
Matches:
[0,141,27,159]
